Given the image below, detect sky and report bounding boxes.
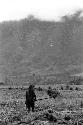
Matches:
[0,0,83,22]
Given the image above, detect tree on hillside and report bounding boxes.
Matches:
[60,10,83,65]
[61,10,83,52]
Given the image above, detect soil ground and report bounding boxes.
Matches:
[0,85,83,125]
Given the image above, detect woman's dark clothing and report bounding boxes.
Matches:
[25,86,36,112]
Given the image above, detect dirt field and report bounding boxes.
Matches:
[0,85,83,125]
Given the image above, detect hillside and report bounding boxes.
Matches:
[0,11,83,83]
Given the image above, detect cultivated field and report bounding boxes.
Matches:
[0,85,83,125]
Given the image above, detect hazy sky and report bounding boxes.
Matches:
[0,0,83,22]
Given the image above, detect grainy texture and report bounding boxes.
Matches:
[0,85,83,125]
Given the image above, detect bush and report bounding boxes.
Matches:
[66,84,70,90]
[8,87,12,90]
[47,86,52,98]
[47,86,60,99]
[52,91,60,99]
[61,86,63,90]
[80,101,83,108]
[70,87,73,90]
[38,87,42,91]
[75,87,78,91]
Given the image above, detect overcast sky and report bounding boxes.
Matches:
[0,0,83,22]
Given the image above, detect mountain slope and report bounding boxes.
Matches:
[0,12,83,82]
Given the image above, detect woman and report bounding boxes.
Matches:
[25,84,36,112]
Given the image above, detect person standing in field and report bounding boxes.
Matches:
[25,84,36,112]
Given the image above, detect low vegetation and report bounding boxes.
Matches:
[0,83,83,125]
